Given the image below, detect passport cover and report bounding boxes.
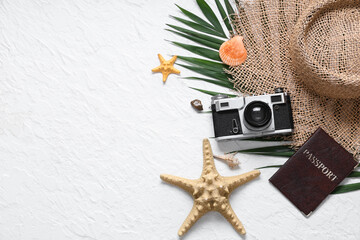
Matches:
[269,127,358,216]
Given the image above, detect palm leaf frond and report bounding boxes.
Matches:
[170,1,234,95]
[236,145,293,153]
[231,145,294,157]
[171,41,221,61]
[166,29,221,50]
[248,151,295,157]
[256,165,283,169]
[347,171,360,178]
[196,0,226,37]
[215,0,233,33]
[224,0,236,22]
[168,17,227,39]
[189,87,237,97]
[332,183,360,194]
[175,4,216,30]
[167,22,225,45]
[177,56,227,70]
[177,63,229,81]
[184,76,234,89]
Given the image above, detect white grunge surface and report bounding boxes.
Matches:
[0,0,359,239]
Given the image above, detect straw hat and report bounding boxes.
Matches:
[290,0,360,99]
[229,0,360,157]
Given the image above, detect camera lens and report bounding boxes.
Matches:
[244,101,271,128]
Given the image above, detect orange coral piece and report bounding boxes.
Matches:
[219,36,247,66]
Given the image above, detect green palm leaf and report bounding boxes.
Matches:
[347,171,360,177]
[167,22,225,45]
[189,87,237,97]
[235,145,293,153]
[232,145,294,157]
[224,0,237,36]
[169,17,227,39]
[184,77,234,89]
[166,29,221,50]
[175,4,216,30]
[215,0,233,33]
[171,42,221,61]
[196,0,226,37]
[332,183,360,194]
[256,165,283,169]
[224,0,236,21]
[177,56,227,70]
[246,151,295,157]
[169,1,236,96]
[177,63,229,81]
[177,63,226,77]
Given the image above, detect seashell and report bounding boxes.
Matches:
[213,153,240,169]
[219,36,247,66]
[190,99,203,111]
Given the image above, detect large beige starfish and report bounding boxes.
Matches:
[152,54,180,83]
[160,139,260,236]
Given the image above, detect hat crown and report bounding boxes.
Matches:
[290,0,360,99]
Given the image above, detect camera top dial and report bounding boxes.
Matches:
[211,94,229,104]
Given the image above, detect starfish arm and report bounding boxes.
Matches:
[171,67,181,74]
[202,138,219,175]
[178,203,208,236]
[160,174,196,195]
[158,54,165,63]
[162,72,170,83]
[152,65,162,72]
[169,55,178,65]
[218,201,246,235]
[223,170,260,193]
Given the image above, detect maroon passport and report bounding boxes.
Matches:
[269,128,358,216]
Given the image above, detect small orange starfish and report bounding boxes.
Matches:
[152,54,180,83]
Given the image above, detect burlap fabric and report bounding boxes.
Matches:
[228,0,360,157]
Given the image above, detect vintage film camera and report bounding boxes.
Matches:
[211,88,294,140]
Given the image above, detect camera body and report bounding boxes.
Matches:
[211,88,294,141]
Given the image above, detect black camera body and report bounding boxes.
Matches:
[211,88,294,140]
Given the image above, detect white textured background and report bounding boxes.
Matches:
[0,0,359,239]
